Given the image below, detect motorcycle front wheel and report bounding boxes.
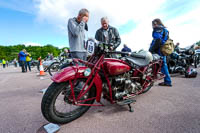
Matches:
[41,79,96,124]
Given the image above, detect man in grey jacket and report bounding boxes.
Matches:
[95,17,121,51]
[68,8,89,61]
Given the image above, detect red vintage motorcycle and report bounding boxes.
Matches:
[41,39,164,124]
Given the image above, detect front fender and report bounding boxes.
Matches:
[51,66,87,83]
[51,66,103,102]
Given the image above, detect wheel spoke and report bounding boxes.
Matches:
[54,79,90,115]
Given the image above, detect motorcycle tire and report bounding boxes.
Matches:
[48,62,60,76]
[194,56,197,68]
[37,62,48,72]
[44,67,48,72]
[41,79,96,124]
[59,62,73,70]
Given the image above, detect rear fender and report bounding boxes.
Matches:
[51,66,103,102]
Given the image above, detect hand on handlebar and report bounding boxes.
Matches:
[109,46,114,51]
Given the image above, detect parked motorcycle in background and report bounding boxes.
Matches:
[48,52,72,76]
[41,38,164,124]
[167,44,198,78]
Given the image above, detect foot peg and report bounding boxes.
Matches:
[117,99,136,112]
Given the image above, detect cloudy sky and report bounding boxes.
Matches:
[0,0,200,50]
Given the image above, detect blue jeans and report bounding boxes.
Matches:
[25,61,31,71]
[161,56,172,85]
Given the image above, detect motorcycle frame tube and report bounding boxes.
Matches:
[142,60,163,92]
[76,55,104,102]
[132,59,163,94]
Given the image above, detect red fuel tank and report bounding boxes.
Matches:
[103,58,131,76]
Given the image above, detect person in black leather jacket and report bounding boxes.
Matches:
[95,17,121,51]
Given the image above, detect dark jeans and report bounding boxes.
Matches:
[21,61,26,72]
[25,61,31,71]
[3,64,6,68]
[18,61,21,67]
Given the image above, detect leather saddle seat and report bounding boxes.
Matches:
[152,54,161,61]
[125,56,149,67]
[125,53,161,67]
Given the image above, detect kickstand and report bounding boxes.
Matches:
[128,104,134,112]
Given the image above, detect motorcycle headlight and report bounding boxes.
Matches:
[84,68,91,77]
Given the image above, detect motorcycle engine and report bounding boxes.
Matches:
[103,72,141,100]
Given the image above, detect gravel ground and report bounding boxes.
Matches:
[0,66,200,133]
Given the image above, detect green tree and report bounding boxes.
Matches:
[0,44,68,61]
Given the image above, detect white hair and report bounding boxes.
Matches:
[101,17,109,23]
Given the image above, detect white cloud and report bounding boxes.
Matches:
[24,42,41,46]
[34,0,200,50]
[35,0,165,26]
[165,7,200,48]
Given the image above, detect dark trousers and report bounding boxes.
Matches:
[70,52,87,60]
[25,61,31,71]
[21,61,26,72]
[70,52,87,65]
[3,64,6,68]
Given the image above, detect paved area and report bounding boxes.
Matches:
[0,66,200,133]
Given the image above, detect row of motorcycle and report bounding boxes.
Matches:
[32,44,200,78]
[30,52,70,76]
[167,44,200,78]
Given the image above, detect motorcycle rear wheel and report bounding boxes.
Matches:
[37,63,48,72]
[41,79,96,124]
[48,62,60,76]
[194,56,198,68]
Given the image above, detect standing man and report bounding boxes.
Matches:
[121,44,132,57]
[67,8,89,61]
[95,17,121,51]
[19,49,27,72]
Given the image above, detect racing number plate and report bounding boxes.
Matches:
[87,40,95,55]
